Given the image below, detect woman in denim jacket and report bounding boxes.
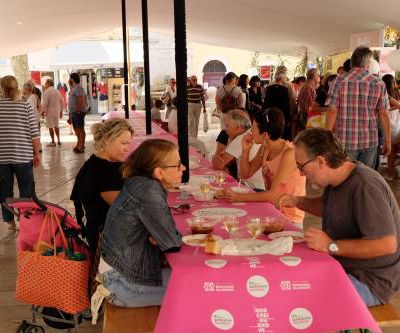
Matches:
[99,139,184,307]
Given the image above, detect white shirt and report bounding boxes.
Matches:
[42,86,62,117]
[226,131,264,190]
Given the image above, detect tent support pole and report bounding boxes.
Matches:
[121,0,129,119]
[174,0,189,182]
[142,0,152,134]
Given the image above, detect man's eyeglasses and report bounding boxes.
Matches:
[169,203,190,214]
[296,158,315,173]
[162,160,183,169]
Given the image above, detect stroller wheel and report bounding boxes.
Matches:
[15,320,30,333]
[23,324,45,333]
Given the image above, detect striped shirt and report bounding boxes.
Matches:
[0,98,40,163]
[326,67,390,150]
[187,84,204,103]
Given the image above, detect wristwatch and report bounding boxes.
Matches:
[328,242,339,255]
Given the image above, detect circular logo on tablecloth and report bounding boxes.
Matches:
[205,259,227,269]
[280,256,302,267]
[289,308,313,330]
[211,309,234,330]
[246,275,269,298]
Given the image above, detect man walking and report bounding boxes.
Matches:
[325,47,391,168]
[68,73,87,153]
[187,75,206,138]
[42,79,63,146]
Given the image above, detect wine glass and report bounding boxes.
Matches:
[246,216,265,239]
[223,216,239,239]
[200,182,211,200]
[215,172,226,189]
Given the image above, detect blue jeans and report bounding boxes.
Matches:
[346,147,377,169]
[348,274,381,306]
[103,268,171,307]
[0,162,33,222]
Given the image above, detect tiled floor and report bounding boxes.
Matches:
[0,112,399,332]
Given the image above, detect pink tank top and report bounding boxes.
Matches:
[262,141,306,224]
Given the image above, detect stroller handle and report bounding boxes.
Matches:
[31,181,47,212]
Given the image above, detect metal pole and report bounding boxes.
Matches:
[174,0,189,182]
[121,0,129,119]
[142,0,152,134]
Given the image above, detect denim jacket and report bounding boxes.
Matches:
[101,176,182,286]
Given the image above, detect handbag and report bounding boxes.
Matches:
[16,209,90,314]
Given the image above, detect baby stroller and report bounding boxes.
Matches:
[4,183,91,333]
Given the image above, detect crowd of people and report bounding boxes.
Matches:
[1,45,400,317]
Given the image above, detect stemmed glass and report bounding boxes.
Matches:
[200,182,211,200]
[246,216,265,239]
[223,216,239,239]
[215,172,226,189]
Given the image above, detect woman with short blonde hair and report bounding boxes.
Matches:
[71,118,134,251]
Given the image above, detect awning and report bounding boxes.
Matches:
[49,40,144,70]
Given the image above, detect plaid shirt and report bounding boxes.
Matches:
[326,67,390,150]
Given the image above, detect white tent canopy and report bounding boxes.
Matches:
[0,0,399,58]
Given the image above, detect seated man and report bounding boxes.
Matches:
[279,128,400,306]
[212,109,264,189]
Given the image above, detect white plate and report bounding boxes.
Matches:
[230,187,251,193]
[190,175,216,183]
[182,234,223,247]
[192,207,247,218]
[268,231,305,243]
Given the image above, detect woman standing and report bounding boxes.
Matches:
[237,74,249,110]
[162,78,177,120]
[221,108,306,226]
[248,76,263,117]
[99,139,183,307]
[0,76,41,230]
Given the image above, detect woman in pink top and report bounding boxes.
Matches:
[221,107,306,225]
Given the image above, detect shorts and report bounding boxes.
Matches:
[71,112,85,129]
[46,115,59,128]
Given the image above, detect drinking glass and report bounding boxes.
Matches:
[223,216,239,239]
[215,172,226,189]
[200,183,211,200]
[246,216,265,239]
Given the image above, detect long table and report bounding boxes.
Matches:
[104,111,380,333]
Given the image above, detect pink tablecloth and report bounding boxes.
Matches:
[103,111,380,333]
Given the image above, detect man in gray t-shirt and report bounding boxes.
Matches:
[279,128,400,306]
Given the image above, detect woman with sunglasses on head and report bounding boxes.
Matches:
[97,139,183,308]
[221,107,306,226]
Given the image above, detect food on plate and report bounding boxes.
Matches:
[204,234,221,255]
[185,234,217,246]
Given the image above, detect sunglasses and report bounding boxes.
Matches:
[169,203,190,214]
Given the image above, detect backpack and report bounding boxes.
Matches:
[220,86,237,113]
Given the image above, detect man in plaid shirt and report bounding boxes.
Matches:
[325,47,391,168]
